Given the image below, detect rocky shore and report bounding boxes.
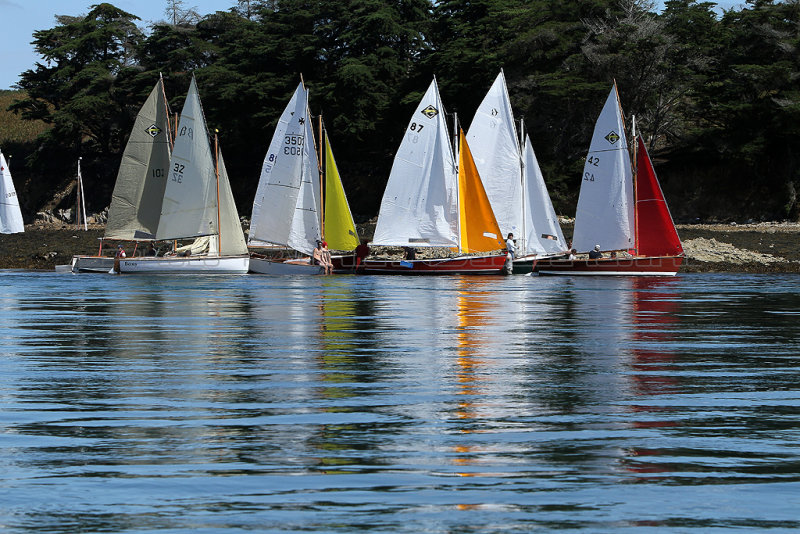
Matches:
[1,220,798,273]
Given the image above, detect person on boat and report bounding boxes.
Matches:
[312,240,324,268]
[505,233,516,259]
[402,246,417,260]
[115,245,126,259]
[144,242,157,256]
[610,251,617,259]
[569,248,577,260]
[355,239,370,267]
[589,244,603,259]
[321,241,333,274]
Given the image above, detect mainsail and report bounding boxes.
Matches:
[466,71,523,240]
[155,76,246,255]
[372,78,459,248]
[105,78,172,240]
[0,149,24,234]
[323,130,359,251]
[249,83,321,256]
[572,85,635,253]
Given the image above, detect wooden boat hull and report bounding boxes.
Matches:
[362,254,507,275]
[118,255,250,274]
[535,255,684,276]
[249,257,323,275]
[69,255,115,273]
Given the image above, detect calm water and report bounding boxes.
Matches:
[1,271,799,532]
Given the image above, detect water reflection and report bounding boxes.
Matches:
[1,272,800,531]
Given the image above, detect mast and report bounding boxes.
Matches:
[159,73,174,150]
[318,114,324,240]
[215,131,222,254]
[631,115,638,256]
[519,118,526,254]
[76,157,87,231]
[453,110,462,254]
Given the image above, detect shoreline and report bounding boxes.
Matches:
[1,222,799,273]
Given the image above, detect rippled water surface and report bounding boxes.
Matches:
[1,271,799,532]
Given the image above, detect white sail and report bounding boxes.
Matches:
[466,70,523,241]
[571,85,634,253]
[156,77,219,241]
[0,149,24,234]
[522,135,567,256]
[249,83,316,249]
[373,78,459,247]
[105,79,171,240]
[286,111,321,256]
[216,152,248,256]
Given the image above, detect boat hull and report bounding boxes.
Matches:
[118,255,250,274]
[249,257,323,275]
[362,254,507,275]
[535,255,684,276]
[70,255,115,273]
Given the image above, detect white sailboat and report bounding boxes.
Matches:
[118,76,249,273]
[366,78,506,274]
[69,77,173,272]
[0,149,24,234]
[248,82,324,274]
[535,83,683,275]
[466,70,567,273]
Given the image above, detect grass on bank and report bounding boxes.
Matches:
[0,90,48,146]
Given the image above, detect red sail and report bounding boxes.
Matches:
[635,137,683,257]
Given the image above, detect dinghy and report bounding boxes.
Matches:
[535,84,684,276]
[118,76,249,274]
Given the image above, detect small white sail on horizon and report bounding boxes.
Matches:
[0,149,24,234]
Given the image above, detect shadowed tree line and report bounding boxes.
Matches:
[6,0,800,224]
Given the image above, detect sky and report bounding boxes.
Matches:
[1,0,744,91]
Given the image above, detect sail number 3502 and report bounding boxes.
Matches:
[283,135,304,156]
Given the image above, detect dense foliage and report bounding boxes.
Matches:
[6,0,800,222]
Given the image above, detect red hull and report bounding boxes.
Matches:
[535,255,683,276]
[360,254,507,275]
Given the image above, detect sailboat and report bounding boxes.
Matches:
[118,76,249,273]
[535,84,684,276]
[69,77,173,272]
[365,78,507,274]
[466,71,568,273]
[248,82,324,274]
[0,148,24,234]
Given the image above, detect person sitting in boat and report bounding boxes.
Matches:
[312,240,324,267]
[589,244,603,259]
[144,242,157,256]
[403,246,417,260]
[569,248,577,260]
[321,241,333,274]
[115,245,126,259]
[355,239,370,266]
[610,251,617,259]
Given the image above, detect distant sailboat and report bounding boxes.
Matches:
[69,77,172,272]
[467,71,567,273]
[535,84,684,275]
[118,75,249,273]
[365,78,507,274]
[0,148,24,234]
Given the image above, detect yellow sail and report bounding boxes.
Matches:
[323,131,359,251]
[457,130,504,253]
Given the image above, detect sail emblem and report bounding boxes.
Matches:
[491,108,499,117]
[145,124,162,138]
[421,105,439,119]
[605,131,620,145]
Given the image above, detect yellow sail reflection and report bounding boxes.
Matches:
[457,129,504,253]
[323,131,359,251]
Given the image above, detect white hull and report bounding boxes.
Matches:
[249,257,323,275]
[118,255,249,274]
[537,270,679,276]
[70,255,115,273]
